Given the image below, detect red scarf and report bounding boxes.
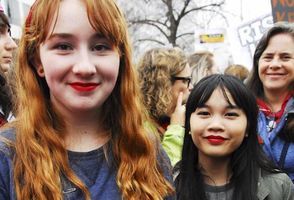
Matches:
[257,92,292,124]
[0,116,6,127]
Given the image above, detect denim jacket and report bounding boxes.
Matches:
[258,97,294,182]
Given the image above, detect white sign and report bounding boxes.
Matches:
[237,14,273,57]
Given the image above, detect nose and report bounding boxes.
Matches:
[207,115,225,132]
[4,35,17,51]
[269,56,282,69]
[72,48,96,76]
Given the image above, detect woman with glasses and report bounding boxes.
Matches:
[137,47,192,166]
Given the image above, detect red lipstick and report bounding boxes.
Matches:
[69,82,99,92]
[206,135,226,145]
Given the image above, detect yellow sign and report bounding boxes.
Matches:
[199,34,224,43]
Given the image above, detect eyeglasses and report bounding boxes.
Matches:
[171,76,192,88]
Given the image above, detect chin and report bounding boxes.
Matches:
[0,64,11,73]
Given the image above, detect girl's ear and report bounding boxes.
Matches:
[34,55,45,77]
[36,64,45,77]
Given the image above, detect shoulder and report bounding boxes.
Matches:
[0,128,15,156]
[157,143,173,172]
[285,97,294,113]
[0,128,15,171]
[261,171,293,185]
[258,171,294,200]
[156,143,174,183]
[0,129,15,198]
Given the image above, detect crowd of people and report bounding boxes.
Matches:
[0,0,292,199]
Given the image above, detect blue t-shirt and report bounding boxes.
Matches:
[0,129,175,199]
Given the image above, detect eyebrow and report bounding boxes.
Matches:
[199,104,240,109]
[47,33,74,41]
[262,52,292,56]
[46,33,104,41]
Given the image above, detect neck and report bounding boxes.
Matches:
[263,89,289,112]
[62,111,110,152]
[199,156,231,186]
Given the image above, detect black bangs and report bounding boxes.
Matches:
[185,75,221,129]
[186,74,258,126]
[186,75,224,113]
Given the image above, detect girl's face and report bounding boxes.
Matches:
[0,26,17,72]
[190,87,247,161]
[38,0,120,116]
[258,33,294,94]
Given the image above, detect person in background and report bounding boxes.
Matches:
[175,74,293,200]
[137,47,192,166]
[188,50,218,85]
[246,22,294,182]
[0,4,17,73]
[0,0,175,199]
[224,64,249,82]
[0,4,17,125]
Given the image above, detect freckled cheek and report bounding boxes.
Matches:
[99,59,120,81]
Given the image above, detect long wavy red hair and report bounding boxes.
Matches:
[12,0,174,199]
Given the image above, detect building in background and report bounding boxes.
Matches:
[0,0,33,39]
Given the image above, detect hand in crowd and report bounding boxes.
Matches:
[170,92,185,127]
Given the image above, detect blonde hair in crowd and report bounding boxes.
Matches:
[12,0,174,199]
[224,64,249,82]
[188,51,214,85]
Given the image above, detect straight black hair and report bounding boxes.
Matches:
[176,74,279,200]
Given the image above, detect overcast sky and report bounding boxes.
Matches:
[224,0,272,25]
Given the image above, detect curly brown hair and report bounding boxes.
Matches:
[137,47,188,120]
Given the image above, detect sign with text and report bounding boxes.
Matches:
[237,14,274,57]
[199,33,224,43]
[271,0,294,22]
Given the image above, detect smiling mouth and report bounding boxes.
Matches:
[205,136,227,145]
[266,73,286,76]
[2,57,12,63]
[69,82,100,92]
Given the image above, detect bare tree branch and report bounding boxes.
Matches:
[130,19,167,27]
[137,38,166,46]
[177,32,194,39]
[130,19,169,40]
[121,0,227,52]
[184,2,224,16]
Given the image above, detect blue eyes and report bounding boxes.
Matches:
[91,44,110,51]
[55,43,72,50]
[53,43,111,52]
